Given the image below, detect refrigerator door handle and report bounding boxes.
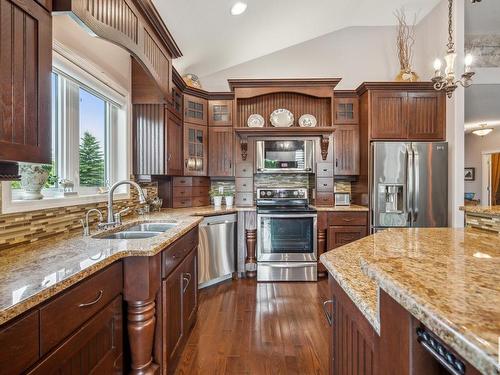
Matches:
[413,145,419,223]
[406,144,413,226]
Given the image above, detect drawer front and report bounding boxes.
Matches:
[173,187,192,198]
[173,177,193,187]
[235,192,253,206]
[317,163,334,177]
[192,196,210,207]
[317,178,334,192]
[172,198,192,208]
[328,212,368,226]
[40,262,123,355]
[235,178,253,192]
[235,162,253,178]
[162,227,199,278]
[192,186,209,197]
[327,226,367,249]
[192,177,210,187]
[0,311,39,374]
[316,192,334,206]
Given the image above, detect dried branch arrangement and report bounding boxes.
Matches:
[394,8,418,81]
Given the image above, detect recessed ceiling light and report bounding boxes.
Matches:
[230,2,247,16]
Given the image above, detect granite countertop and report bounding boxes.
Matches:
[320,228,500,375]
[0,206,253,326]
[460,205,500,216]
[312,204,369,212]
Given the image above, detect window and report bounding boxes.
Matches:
[2,48,129,213]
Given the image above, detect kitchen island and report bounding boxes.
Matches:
[320,228,499,375]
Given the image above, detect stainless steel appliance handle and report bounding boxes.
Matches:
[406,144,414,225]
[201,221,233,227]
[257,214,317,219]
[322,300,334,326]
[262,262,317,268]
[412,145,419,223]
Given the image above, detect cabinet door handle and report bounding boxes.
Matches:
[182,273,192,293]
[342,218,354,222]
[335,159,338,167]
[323,299,334,326]
[78,290,103,308]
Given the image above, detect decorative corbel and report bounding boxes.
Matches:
[320,135,330,161]
[240,138,248,161]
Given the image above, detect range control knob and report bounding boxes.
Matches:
[266,191,272,197]
[293,191,299,196]
[260,191,266,197]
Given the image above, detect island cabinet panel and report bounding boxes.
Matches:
[0,311,40,374]
[209,127,234,177]
[29,296,123,375]
[163,263,184,372]
[0,0,52,165]
[327,276,376,375]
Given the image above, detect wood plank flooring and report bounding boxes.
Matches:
[175,278,330,375]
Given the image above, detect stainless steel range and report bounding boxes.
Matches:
[256,188,317,282]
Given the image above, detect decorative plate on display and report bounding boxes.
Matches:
[247,114,265,127]
[298,114,317,127]
[270,109,294,127]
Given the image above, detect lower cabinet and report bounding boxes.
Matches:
[326,275,376,375]
[162,235,198,374]
[327,225,367,249]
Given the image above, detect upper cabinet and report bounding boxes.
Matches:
[0,0,52,165]
[208,100,233,126]
[333,125,359,176]
[165,109,184,176]
[358,83,446,141]
[184,123,207,176]
[171,87,183,118]
[184,94,207,126]
[209,127,233,177]
[334,97,359,125]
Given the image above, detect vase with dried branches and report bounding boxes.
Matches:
[394,8,419,82]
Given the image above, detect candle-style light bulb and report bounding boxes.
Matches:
[464,53,474,73]
[433,58,442,71]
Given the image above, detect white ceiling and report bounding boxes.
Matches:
[154,0,441,78]
[465,84,500,133]
[465,0,500,34]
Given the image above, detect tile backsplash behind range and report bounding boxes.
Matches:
[0,182,158,251]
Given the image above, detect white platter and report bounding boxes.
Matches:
[298,114,317,127]
[270,109,294,127]
[247,114,265,127]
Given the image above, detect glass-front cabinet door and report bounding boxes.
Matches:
[257,214,317,262]
[184,94,207,126]
[184,123,207,176]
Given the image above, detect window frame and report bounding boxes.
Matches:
[1,42,132,214]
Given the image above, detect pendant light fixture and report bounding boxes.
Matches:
[431,0,475,98]
[471,124,493,137]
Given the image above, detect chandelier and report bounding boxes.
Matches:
[432,0,475,98]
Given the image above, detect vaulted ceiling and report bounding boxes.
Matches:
[154,0,441,78]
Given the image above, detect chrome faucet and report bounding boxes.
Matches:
[81,208,104,236]
[100,180,147,229]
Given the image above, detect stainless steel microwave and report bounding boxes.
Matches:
[255,139,315,173]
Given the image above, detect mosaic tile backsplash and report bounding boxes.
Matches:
[254,173,311,189]
[0,182,158,251]
[465,213,500,234]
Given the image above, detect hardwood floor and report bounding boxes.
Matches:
[174,278,330,375]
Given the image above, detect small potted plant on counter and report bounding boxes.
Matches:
[210,188,223,208]
[224,191,234,208]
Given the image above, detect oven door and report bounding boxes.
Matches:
[257,213,317,262]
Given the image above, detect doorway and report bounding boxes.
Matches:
[481,151,500,206]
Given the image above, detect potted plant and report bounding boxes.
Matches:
[19,163,55,200]
[224,191,234,208]
[210,188,223,208]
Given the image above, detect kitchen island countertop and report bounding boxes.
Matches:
[320,227,500,375]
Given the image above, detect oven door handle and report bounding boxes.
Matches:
[257,214,318,219]
[261,262,317,268]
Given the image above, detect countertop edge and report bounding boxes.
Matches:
[360,258,499,375]
[320,253,381,334]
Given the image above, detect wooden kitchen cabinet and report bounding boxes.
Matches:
[369,89,445,140]
[334,97,359,124]
[171,86,183,118]
[326,211,368,249]
[333,125,359,175]
[163,263,184,371]
[184,94,207,126]
[209,127,234,177]
[181,248,198,333]
[166,109,183,175]
[184,123,207,176]
[0,0,52,165]
[208,100,233,126]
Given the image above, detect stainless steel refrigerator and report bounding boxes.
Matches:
[371,142,448,230]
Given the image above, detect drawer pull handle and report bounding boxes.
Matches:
[322,300,334,326]
[78,290,103,308]
[342,218,354,222]
[183,273,192,292]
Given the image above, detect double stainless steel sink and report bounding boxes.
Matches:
[94,222,177,240]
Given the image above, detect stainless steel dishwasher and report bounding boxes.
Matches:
[198,213,237,289]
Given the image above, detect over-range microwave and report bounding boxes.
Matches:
[255,139,315,173]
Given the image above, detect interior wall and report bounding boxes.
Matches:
[199,26,400,91]
[464,131,500,201]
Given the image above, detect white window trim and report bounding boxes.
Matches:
[1,41,132,215]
